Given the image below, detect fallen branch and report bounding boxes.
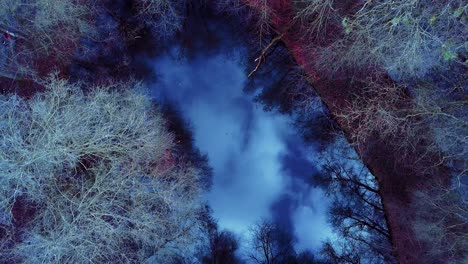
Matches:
[248,32,285,78]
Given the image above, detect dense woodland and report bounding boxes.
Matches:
[0,0,466,263]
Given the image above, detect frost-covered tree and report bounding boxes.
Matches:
[0,0,96,79]
[312,0,467,78]
[133,0,187,38]
[0,75,207,263]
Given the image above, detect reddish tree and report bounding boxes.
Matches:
[243,0,456,263]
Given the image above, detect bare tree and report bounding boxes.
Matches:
[292,0,337,40]
[411,83,468,178]
[335,80,420,153]
[248,219,296,264]
[316,137,395,263]
[242,0,466,262]
[196,206,243,264]
[0,75,207,262]
[133,0,187,38]
[411,177,468,262]
[314,0,467,78]
[0,0,96,79]
[202,230,242,264]
[335,77,467,174]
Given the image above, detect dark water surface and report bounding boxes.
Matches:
[148,4,332,253]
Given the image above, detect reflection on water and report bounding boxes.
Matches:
[149,4,332,254]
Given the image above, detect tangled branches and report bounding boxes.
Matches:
[0,75,206,262]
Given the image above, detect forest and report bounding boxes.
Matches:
[0,0,466,263]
